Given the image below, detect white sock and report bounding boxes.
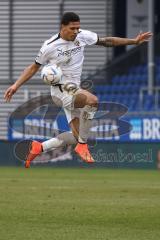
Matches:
[78,105,97,143]
[42,132,77,152]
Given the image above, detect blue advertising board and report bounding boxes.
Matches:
[8,112,160,142]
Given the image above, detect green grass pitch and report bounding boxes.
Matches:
[0,167,160,240]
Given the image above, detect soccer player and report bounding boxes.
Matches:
[4,12,152,168]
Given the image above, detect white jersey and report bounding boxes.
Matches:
[35,29,98,86]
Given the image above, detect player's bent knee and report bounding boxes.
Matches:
[87,95,98,107]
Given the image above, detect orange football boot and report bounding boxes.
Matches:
[74,143,95,163]
[25,141,42,168]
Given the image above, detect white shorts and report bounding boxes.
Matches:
[50,85,81,123]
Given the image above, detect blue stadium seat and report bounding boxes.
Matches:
[95,57,160,112]
[112,75,120,84]
[143,94,155,111]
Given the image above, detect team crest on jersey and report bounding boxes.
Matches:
[74,40,80,46]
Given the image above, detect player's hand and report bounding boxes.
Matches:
[4,84,17,102]
[135,31,153,45]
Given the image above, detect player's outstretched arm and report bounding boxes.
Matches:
[4,62,41,102]
[96,31,152,47]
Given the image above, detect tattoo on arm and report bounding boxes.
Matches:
[96,37,114,47]
[96,36,137,47]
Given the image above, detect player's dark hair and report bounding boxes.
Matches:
[61,12,80,25]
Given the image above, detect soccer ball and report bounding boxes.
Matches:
[41,64,62,85]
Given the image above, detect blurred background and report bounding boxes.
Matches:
[1,0,160,168]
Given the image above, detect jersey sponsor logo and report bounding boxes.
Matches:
[57,46,82,57]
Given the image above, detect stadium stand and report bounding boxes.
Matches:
[93,56,160,112]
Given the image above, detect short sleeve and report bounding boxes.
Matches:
[81,30,98,46]
[35,42,47,65]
